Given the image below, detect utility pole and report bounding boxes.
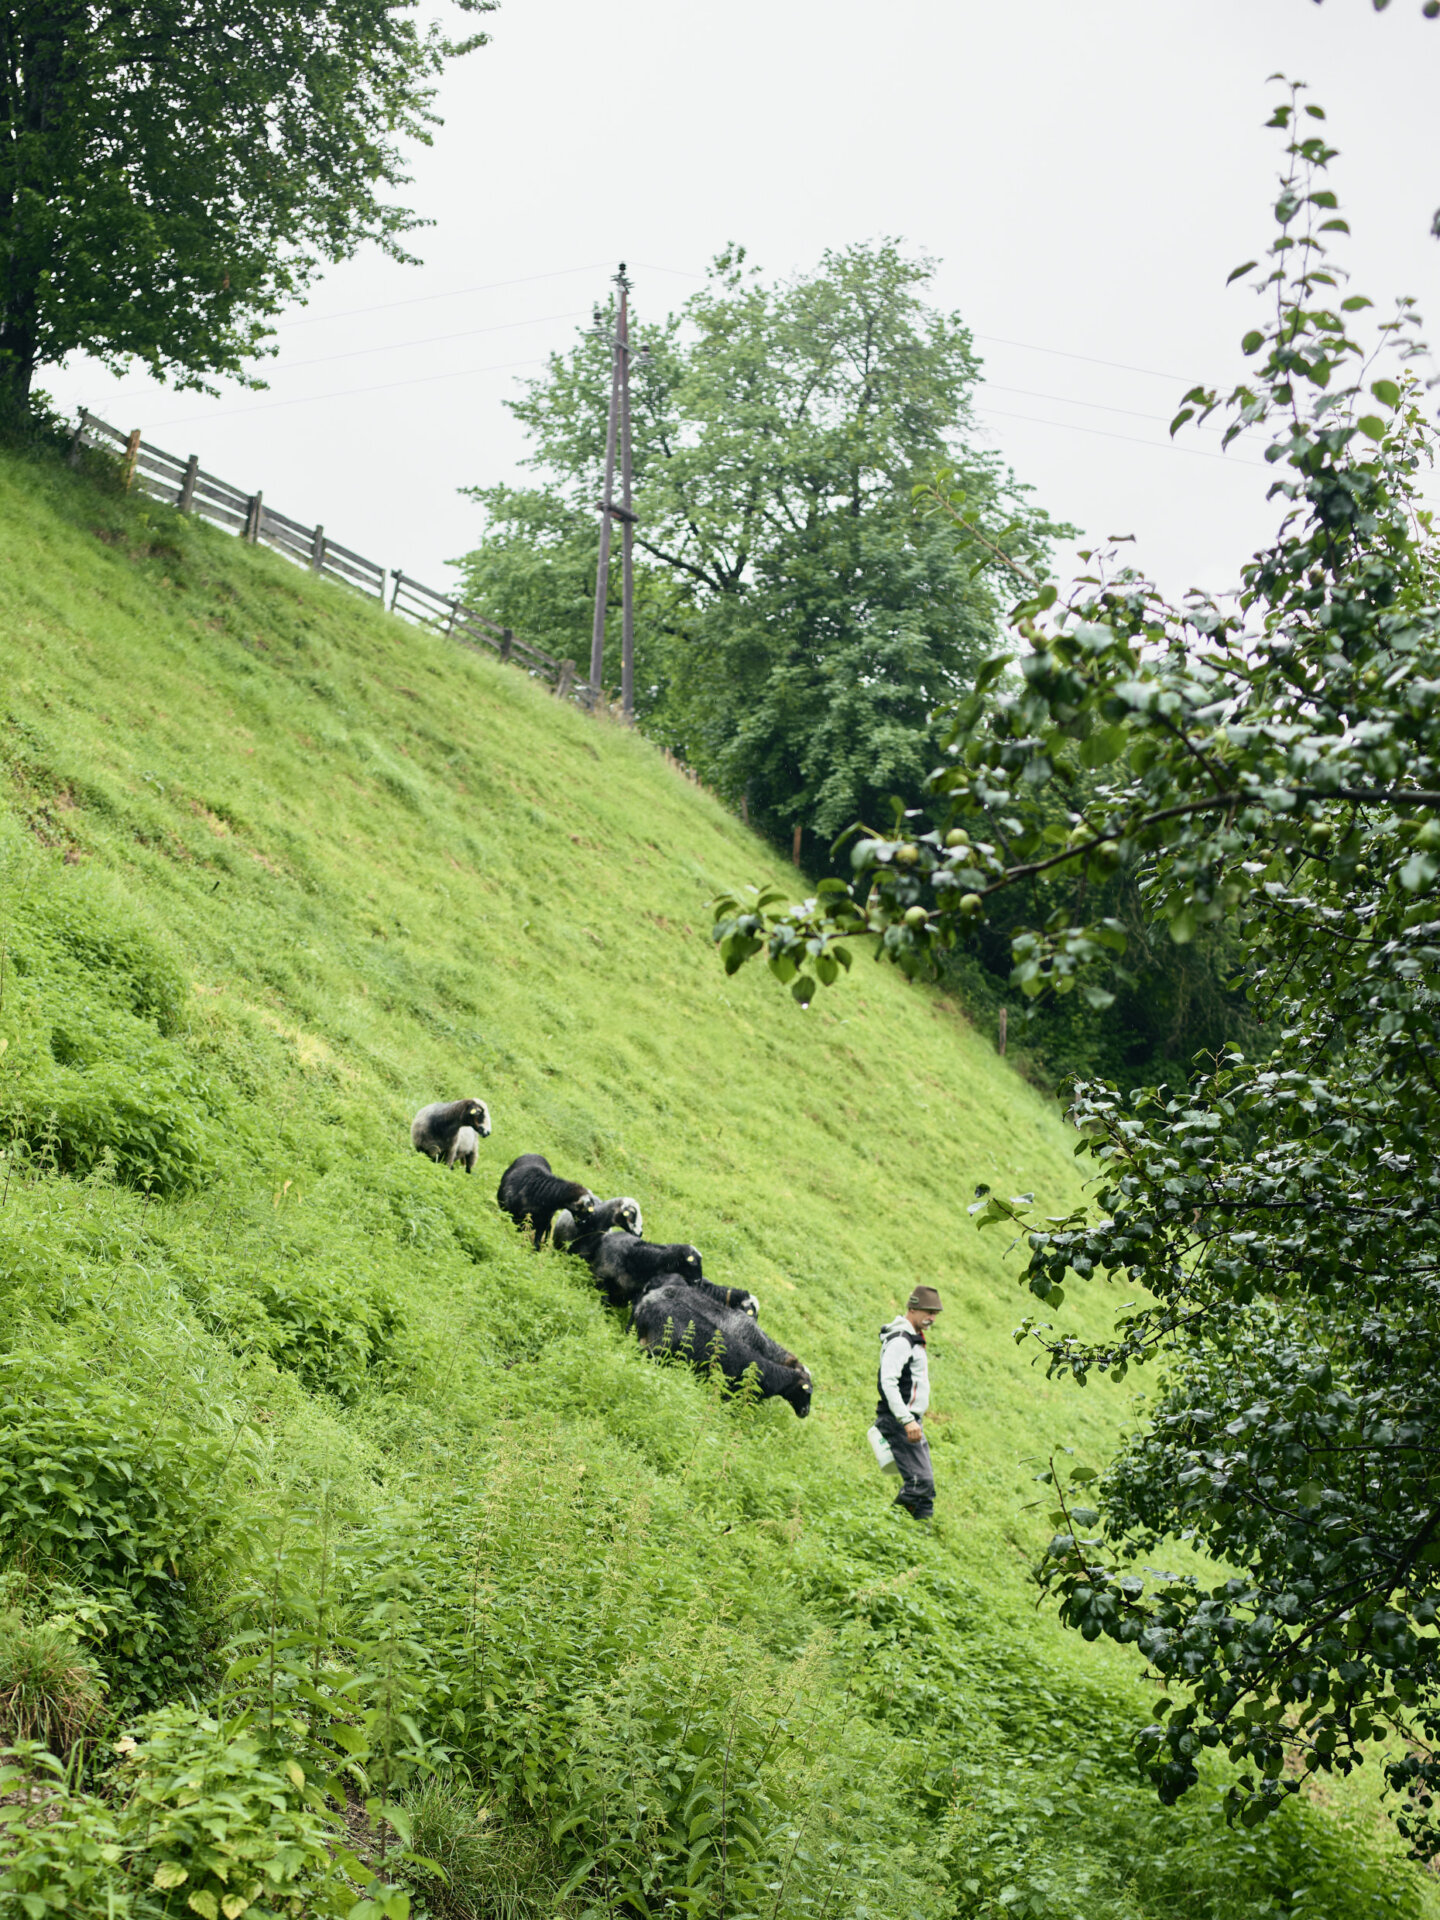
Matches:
[590,265,639,719]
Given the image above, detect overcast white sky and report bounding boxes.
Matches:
[46,0,1440,610]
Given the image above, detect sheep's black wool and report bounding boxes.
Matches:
[632,1284,812,1418]
[585,1234,757,1316]
[553,1197,643,1260]
[497,1153,597,1247]
[411,1099,491,1171]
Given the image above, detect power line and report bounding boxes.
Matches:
[127,270,1258,464]
[982,380,1225,433]
[620,262,1204,385]
[145,355,1268,473]
[146,353,554,428]
[974,331,1196,385]
[975,401,1267,468]
[274,261,615,331]
[269,307,587,375]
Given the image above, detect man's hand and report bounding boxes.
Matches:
[905,1421,922,1443]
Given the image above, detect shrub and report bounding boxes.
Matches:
[120,1702,350,1920]
[256,1268,402,1401]
[0,1611,105,1752]
[0,1356,233,1707]
[31,887,188,1036]
[0,871,213,1194]
[402,1773,576,1920]
[0,1753,130,1920]
[3,1046,215,1194]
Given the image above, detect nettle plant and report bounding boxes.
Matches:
[712,93,1440,1849]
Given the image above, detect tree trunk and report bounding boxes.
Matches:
[0,9,79,418]
[0,299,38,418]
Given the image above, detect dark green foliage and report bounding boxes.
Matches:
[0,1,494,412]
[938,809,1260,1088]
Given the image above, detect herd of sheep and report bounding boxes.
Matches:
[410,1098,814,1419]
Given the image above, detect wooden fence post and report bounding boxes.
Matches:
[998,1007,1008,1056]
[389,569,402,611]
[178,454,198,514]
[68,409,88,469]
[556,660,575,700]
[121,429,141,491]
[310,525,325,574]
[499,629,514,664]
[740,794,749,829]
[445,601,459,636]
[245,491,263,543]
[792,824,802,867]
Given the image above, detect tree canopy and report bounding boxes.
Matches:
[708,91,1440,1852]
[0,2,491,414]
[457,243,1065,853]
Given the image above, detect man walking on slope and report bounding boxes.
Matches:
[876,1286,943,1521]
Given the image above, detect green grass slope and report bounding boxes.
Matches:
[0,440,1428,1920]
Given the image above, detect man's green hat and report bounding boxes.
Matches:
[908,1285,943,1314]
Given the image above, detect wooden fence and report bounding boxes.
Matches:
[70,410,588,704]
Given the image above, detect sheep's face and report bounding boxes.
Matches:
[682,1249,701,1275]
[620,1200,643,1235]
[466,1100,492,1137]
[789,1372,813,1419]
[575,1190,598,1219]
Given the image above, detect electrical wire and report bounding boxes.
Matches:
[270,308,588,374]
[146,356,1266,473]
[117,261,1261,467]
[975,401,1267,468]
[275,261,614,331]
[146,353,555,428]
[974,331,1194,385]
[982,380,1224,433]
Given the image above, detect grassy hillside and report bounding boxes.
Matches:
[0,437,1429,1920]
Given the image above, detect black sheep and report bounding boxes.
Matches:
[586,1233,758,1318]
[412,1099,491,1170]
[497,1152,597,1247]
[631,1283,812,1418]
[553,1196,643,1259]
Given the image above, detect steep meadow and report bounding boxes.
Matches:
[0,440,1427,1920]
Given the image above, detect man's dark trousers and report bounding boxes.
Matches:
[876,1410,935,1519]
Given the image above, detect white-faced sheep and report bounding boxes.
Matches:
[412,1099,491,1170]
[497,1152,597,1247]
[586,1233,758,1317]
[553,1197,643,1259]
[631,1283,811,1418]
[450,1126,481,1174]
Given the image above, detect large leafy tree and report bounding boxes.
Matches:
[0,2,491,414]
[457,243,1064,851]
[708,93,1440,1851]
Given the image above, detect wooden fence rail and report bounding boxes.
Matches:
[70,409,590,705]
